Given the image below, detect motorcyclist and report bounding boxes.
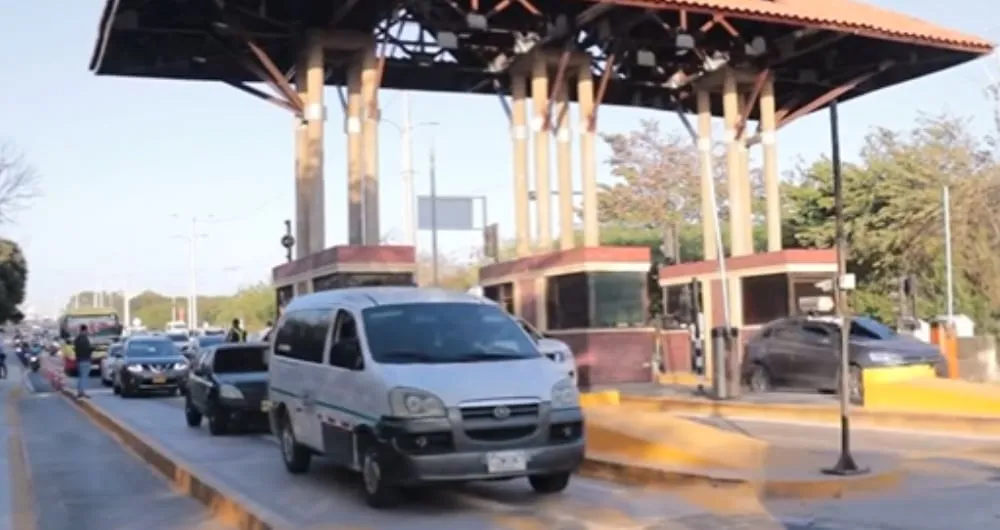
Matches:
[0,331,7,379]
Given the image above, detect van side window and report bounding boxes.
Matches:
[329,310,362,370]
[274,309,331,363]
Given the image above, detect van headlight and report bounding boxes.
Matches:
[551,378,580,409]
[220,385,244,399]
[389,387,446,418]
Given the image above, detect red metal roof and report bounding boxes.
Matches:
[603,0,994,53]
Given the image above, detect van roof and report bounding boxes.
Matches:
[284,286,493,312]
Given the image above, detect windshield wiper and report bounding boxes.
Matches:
[452,352,528,362]
[378,350,441,363]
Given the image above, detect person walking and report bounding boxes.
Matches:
[225,318,247,343]
[73,324,94,398]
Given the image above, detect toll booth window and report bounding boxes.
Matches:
[590,272,645,328]
[742,274,790,326]
[546,273,589,330]
[483,282,515,314]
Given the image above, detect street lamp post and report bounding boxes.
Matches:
[381,94,439,246]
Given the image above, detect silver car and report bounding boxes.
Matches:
[100,343,125,386]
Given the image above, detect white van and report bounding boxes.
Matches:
[267,286,584,508]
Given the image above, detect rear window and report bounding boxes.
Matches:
[213,346,268,373]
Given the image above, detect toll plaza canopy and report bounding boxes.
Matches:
[89,0,993,120]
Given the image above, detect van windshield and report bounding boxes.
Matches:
[361,303,540,364]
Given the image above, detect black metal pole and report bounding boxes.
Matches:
[823,99,868,476]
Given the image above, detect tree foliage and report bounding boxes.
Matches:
[599,113,1000,331]
[64,283,277,331]
[0,142,40,224]
[0,239,27,323]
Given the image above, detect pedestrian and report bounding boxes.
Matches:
[225,318,247,343]
[73,324,94,398]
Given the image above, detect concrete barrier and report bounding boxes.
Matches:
[865,376,1000,416]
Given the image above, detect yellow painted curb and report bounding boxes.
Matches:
[617,394,1000,436]
[57,388,285,530]
[579,453,904,500]
[585,406,767,470]
[866,376,1000,416]
[656,372,703,387]
[579,390,620,408]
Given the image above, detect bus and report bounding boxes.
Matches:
[58,307,124,377]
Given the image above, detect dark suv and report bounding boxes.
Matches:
[742,316,942,403]
[184,343,270,436]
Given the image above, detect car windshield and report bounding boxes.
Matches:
[197,335,225,347]
[850,316,897,340]
[213,346,268,373]
[126,341,177,357]
[361,302,540,364]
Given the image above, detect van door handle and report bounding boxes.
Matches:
[302,392,315,408]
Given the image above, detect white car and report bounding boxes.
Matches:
[267,286,584,508]
[517,318,578,387]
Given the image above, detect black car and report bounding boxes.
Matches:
[742,315,943,403]
[184,342,270,436]
[186,334,226,362]
[113,337,189,397]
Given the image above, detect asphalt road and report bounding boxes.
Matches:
[1,363,234,530]
[25,366,1000,529]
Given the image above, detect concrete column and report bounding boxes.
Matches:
[360,47,380,245]
[531,59,552,251]
[346,60,364,246]
[554,78,574,250]
[577,65,598,248]
[696,90,716,260]
[511,75,531,257]
[294,57,308,259]
[722,71,747,257]
[761,75,781,252]
[735,94,754,253]
[300,37,326,257]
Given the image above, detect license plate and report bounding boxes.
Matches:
[486,451,527,473]
[152,375,166,384]
[261,400,272,412]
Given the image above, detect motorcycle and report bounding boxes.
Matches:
[28,354,39,373]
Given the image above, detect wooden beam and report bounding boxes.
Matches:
[223,81,298,113]
[778,65,891,128]
[328,0,361,28]
[544,48,573,131]
[588,53,615,132]
[736,69,769,140]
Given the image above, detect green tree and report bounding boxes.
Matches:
[0,239,27,322]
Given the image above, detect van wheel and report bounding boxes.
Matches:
[528,472,571,494]
[279,415,311,474]
[362,446,401,509]
[185,398,202,428]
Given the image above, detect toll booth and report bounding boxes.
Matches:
[658,249,838,382]
[272,245,417,314]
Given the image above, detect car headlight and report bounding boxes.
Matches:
[388,387,446,418]
[219,384,244,399]
[551,378,580,409]
[547,351,567,363]
[173,362,188,371]
[869,352,904,364]
[126,364,143,373]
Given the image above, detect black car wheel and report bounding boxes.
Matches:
[362,445,401,509]
[208,406,230,436]
[748,363,773,393]
[185,398,203,428]
[529,472,571,494]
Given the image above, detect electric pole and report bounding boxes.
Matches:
[173,215,208,329]
[401,92,415,246]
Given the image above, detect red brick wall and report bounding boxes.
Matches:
[552,329,656,387]
[662,330,692,373]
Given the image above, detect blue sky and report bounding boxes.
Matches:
[1,1,998,316]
